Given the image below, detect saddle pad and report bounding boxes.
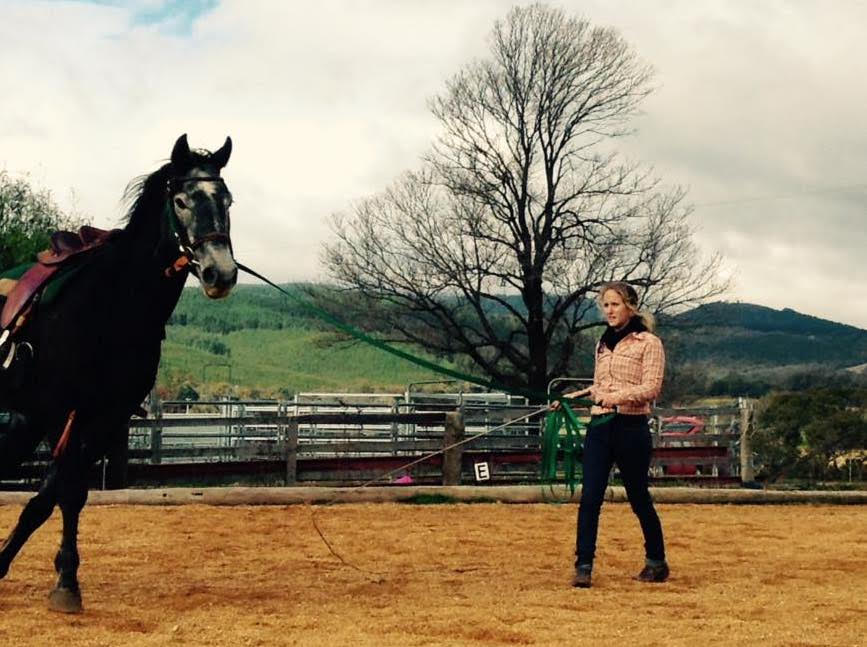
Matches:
[1,226,120,330]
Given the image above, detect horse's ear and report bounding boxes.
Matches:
[171,134,191,166]
[211,136,232,169]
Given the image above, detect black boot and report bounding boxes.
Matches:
[571,563,592,588]
[636,559,669,583]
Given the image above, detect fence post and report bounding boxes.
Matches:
[391,400,400,456]
[650,414,662,478]
[739,397,755,484]
[442,410,464,485]
[149,389,162,465]
[285,417,299,486]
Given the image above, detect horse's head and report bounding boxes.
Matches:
[166,134,238,299]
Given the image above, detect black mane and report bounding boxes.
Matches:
[121,147,218,230]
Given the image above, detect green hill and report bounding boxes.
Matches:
[158,285,456,398]
[667,301,863,336]
[157,287,867,399]
[663,302,867,368]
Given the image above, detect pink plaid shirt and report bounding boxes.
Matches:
[589,331,665,415]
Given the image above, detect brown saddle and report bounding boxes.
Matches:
[37,225,118,265]
[0,226,120,330]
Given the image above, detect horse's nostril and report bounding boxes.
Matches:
[201,266,218,286]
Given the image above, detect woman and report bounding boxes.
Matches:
[555,281,668,588]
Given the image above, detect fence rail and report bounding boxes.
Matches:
[2,395,755,490]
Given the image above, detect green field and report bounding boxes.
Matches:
[155,284,867,400]
[159,325,453,398]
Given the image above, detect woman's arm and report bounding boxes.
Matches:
[607,335,665,406]
[549,387,592,410]
[550,341,603,410]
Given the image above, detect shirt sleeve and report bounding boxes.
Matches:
[589,341,602,399]
[612,334,665,406]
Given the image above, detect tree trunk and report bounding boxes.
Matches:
[524,270,547,399]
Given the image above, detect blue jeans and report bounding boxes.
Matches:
[576,414,665,565]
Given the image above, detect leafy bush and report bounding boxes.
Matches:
[0,171,89,269]
[753,388,867,482]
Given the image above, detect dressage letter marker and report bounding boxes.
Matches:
[473,462,490,481]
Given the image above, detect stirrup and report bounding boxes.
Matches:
[0,334,31,372]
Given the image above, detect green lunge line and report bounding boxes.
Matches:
[236,262,615,492]
[236,262,597,408]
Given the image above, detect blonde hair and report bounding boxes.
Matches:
[597,281,656,332]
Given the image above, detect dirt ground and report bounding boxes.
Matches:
[0,501,864,647]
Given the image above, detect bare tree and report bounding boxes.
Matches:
[323,4,727,395]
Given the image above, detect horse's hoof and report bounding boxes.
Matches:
[48,587,83,614]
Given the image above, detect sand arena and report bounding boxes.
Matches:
[0,501,865,646]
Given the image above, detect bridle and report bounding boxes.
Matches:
[163,175,233,277]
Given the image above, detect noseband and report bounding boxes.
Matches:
[164,175,233,275]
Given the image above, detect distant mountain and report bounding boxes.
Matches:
[665,301,864,336]
[660,302,867,371]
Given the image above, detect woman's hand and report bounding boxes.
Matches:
[550,388,592,410]
[596,393,620,408]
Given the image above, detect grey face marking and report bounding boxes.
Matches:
[173,166,232,242]
[189,167,223,198]
[172,165,237,298]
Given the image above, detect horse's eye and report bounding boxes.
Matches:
[174,196,189,210]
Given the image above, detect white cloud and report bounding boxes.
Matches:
[1,0,866,328]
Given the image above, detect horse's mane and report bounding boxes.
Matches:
[121,148,217,228]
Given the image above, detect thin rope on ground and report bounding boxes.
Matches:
[308,405,552,580]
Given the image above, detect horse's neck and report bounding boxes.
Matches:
[124,198,168,254]
[113,207,187,324]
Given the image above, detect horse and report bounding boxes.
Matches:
[0,134,238,613]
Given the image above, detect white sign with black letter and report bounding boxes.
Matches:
[473,461,490,482]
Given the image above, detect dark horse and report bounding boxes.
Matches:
[0,134,238,612]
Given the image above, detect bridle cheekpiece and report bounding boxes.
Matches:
[163,175,232,277]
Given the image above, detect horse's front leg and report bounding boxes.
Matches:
[48,456,89,614]
[0,464,58,579]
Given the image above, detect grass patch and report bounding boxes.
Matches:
[159,325,454,395]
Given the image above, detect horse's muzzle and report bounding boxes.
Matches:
[200,262,238,299]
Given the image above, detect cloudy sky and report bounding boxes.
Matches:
[2,0,866,328]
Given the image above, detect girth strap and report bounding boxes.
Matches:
[53,410,77,459]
